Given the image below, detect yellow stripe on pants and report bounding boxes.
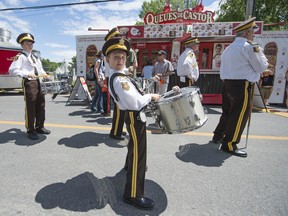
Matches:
[22,79,29,130]
[113,105,120,136]
[228,81,249,151]
[129,111,138,197]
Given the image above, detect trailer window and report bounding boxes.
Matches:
[199,43,213,70]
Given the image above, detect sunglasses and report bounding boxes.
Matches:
[157,54,162,56]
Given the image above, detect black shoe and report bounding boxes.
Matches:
[123,196,154,210]
[211,139,222,144]
[27,131,39,140]
[110,134,125,140]
[220,146,247,158]
[36,128,51,135]
[212,134,223,144]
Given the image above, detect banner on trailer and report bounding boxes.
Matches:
[255,31,288,104]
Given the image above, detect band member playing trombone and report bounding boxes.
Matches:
[9,33,51,140]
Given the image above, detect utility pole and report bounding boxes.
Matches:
[245,0,255,19]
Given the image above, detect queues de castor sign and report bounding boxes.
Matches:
[144,9,214,25]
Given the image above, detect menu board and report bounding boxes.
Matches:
[118,24,184,39]
[191,21,263,37]
[144,24,184,38]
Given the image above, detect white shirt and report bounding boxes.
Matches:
[9,50,46,78]
[220,37,268,82]
[95,58,105,80]
[177,47,199,82]
[104,57,110,78]
[109,69,152,111]
[152,59,174,83]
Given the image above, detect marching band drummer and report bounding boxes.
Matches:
[177,37,200,88]
[102,37,160,209]
[104,27,127,140]
[9,33,51,140]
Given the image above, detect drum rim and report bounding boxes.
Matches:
[157,88,198,104]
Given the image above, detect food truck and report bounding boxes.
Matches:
[0,28,41,90]
[0,28,23,90]
[76,2,288,105]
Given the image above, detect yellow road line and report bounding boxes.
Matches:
[1,120,288,141]
[253,107,288,118]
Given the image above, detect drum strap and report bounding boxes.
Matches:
[21,51,40,76]
[110,73,144,102]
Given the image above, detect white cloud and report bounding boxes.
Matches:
[44,43,69,49]
[1,0,39,7]
[205,0,221,12]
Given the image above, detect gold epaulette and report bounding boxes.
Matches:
[13,53,22,61]
[247,40,260,52]
[188,51,194,58]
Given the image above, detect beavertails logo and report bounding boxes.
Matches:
[144,9,215,25]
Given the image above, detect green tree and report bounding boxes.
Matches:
[41,58,61,72]
[68,56,76,75]
[138,0,199,21]
[216,0,288,30]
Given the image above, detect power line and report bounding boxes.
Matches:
[0,0,122,12]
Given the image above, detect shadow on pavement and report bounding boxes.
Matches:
[68,110,91,116]
[35,170,167,215]
[176,141,231,167]
[85,116,112,125]
[205,106,222,115]
[58,131,126,149]
[0,128,47,146]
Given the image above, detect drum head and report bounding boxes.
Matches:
[159,86,198,103]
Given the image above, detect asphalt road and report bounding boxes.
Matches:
[0,93,288,216]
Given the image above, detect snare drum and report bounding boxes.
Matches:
[151,87,208,133]
[40,81,61,95]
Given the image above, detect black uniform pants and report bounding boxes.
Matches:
[124,111,147,198]
[22,79,45,132]
[110,100,125,136]
[213,80,252,150]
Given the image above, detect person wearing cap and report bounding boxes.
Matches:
[259,68,274,105]
[152,50,174,94]
[9,33,51,140]
[212,17,268,157]
[91,50,105,114]
[102,37,160,210]
[104,27,126,140]
[176,37,200,87]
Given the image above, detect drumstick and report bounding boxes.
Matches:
[36,74,52,78]
[27,74,52,80]
[143,78,157,92]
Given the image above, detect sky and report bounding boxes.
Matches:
[0,0,221,63]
